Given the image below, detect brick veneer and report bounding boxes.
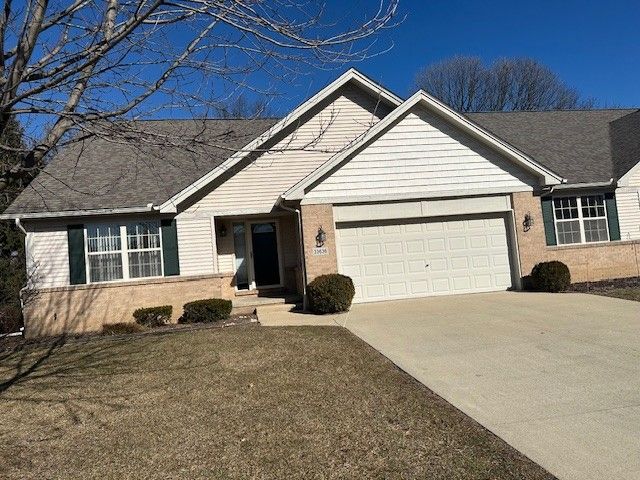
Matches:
[512,191,640,283]
[23,273,235,338]
[300,203,338,283]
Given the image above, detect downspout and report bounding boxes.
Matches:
[277,198,308,310]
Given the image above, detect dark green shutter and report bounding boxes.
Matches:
[67,225,86,285]
[540,197,557,246]
[604,192,621,241]
[161,219,180,276]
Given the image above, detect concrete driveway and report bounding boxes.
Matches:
[340,292,640,480]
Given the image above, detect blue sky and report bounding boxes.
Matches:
[274,0,640,113]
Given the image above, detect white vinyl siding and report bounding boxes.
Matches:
[25,222,70,288]
[306,106,537,200]
[616,187,640,240]
[176,216,216,275]
[183,83,392,215]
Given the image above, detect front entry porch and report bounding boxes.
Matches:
[214,212,304,299]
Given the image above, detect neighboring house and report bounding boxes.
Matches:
[2,69,640,337]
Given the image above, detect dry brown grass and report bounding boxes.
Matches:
[0,326,555,479]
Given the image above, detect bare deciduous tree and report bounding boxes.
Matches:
[415,56,594,112]
[0,0,400,194]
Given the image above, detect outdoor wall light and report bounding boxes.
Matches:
[523,212,534,232]
[316,226,327,247]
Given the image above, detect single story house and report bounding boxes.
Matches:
[3,69,640,337]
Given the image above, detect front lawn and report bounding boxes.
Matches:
[0,326,554,479]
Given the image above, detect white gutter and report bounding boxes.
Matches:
[276,197,308,310]
[545,178,615,195]
[0,204,158,221]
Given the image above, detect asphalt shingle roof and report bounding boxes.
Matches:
[5,118,277,214]
[467,109,640,184]
[6,108,640,216]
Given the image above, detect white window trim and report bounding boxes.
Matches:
[553,194,610,245]
[84,221,164,284]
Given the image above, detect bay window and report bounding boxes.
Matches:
[553,195,609,245]
[85,221,163,283]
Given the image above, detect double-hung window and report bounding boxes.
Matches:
[85,221,163,283]
[553,195,609,245]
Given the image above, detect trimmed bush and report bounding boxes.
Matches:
[307,274,355,314]
[133,305,172,327]
[180,298,232,323]
[103,322,146,335]
[531,261,571,292]
[0,304,23,334]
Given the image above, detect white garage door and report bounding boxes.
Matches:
[336,215,513,303]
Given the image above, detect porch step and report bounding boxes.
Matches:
[231,294,302,315]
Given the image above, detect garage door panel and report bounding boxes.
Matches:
[336,214,513,303]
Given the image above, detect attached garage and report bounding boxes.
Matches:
[333,198,518,303]
[285,91,561,304]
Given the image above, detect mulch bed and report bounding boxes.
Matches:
[568,276,640,293]
[0,313,257,353]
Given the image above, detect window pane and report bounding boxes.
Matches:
[89,253,123,282]
[581,195,605,218]
[128,250,162,278]
[584,219,609,242]
[127,222,160,250]
[87,224,121,252]
[553,197,578,220]
[556,220,581,245]
[233,223,249,289]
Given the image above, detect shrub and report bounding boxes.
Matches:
[103,322,146,335]
[531,261,571,292]
[180,298,232,323]
[0,304,23,334]
[307,274,355,314]
[133,305,172,327]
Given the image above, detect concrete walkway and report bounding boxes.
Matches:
[258,292,640,480]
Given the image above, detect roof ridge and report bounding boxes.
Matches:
[118,117,282,122]
[467,108,639,114]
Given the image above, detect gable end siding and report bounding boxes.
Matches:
[305,106,538,200]
[182,83,392,215]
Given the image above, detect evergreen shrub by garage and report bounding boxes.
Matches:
[180,298,232,323]
[132,305,172,327]
[307,274,355,314]
[531,261,571,292]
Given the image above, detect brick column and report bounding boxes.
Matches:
[300,203,338,283]
[511,191,547,278]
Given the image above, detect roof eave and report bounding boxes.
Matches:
[0,205,158,221]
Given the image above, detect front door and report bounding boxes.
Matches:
[251,222,281,287]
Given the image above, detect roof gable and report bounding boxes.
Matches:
[3,68,401,219]
[158,69,402,213]
[284,91,563,200]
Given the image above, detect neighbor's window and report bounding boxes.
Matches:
[86,221,163,283]
[553,195,609,245]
